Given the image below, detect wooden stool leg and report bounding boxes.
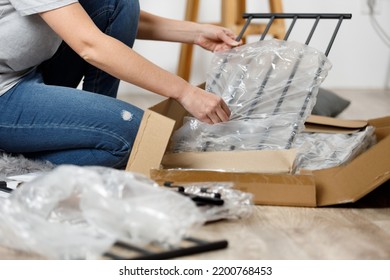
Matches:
[222,0,247,42]
[269,0,285,39]
[177,0,200,81]
[221,0,244,32]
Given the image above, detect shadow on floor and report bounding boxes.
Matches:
[332,180,390,208]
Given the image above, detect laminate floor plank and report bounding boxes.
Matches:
[181,206,390,260]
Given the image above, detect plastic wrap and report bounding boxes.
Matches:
[293,126,377,171]
[171,39,332,152]
[0,165,204,259]
[178,182,254,222]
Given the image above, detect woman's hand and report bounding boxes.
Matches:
[194,24,242,52]
[178,85,231,124]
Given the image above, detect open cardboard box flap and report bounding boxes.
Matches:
[304,115,368,133]
[126,98,390,207]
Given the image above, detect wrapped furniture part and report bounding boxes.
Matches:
[0,165,204,259]
[171,40,332,152]
[293,126,377,171]
[180,182,254,222]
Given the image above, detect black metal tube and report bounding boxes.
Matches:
[283,16,298,40]
[243,13,352,19]
[325,16,345,56]
[237,15,253,42]
[131,240,228,260]
[244,16,297,118]
[0,181,13,194]
[260,16,275,40]
[258,46,306,147]
[305,16,321,45]
[285,58,328,149]
[105,239,228,260]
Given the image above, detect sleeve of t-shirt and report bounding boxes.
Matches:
[9,0,79,16]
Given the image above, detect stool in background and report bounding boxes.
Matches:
[177,0,285,81]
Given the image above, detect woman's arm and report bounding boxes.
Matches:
[138,11,240,52]
[39,3,230,124]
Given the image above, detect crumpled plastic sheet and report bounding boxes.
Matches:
[293,126,377,172]
[178,182,254,222]
[170,39,332,152]
[0,165,204,259]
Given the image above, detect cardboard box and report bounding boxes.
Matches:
[126,98,390,207]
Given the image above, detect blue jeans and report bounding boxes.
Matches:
[0,0,143,168]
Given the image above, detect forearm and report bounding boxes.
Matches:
[87,34,191,100]
[138,11,240,52]
[137,11,201,43]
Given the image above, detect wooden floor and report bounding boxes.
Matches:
[0,88,389,260]
[186,202,390,259]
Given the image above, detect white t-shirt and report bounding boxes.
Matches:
[0,0,78,95]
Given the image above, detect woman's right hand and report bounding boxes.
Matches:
[177,85,231,124]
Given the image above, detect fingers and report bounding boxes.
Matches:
[179,86,231,125]
[192,99,231,124]
[220,98,231,118]
[216,102,231,122]
[206,113,220,124]
[196,25,243,52]
[212,29,242,52]
[219,29,242,46]
[206,105,230,124]
[205,98,231,124]
[219,32,240,47]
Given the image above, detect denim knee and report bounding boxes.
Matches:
[78,0,140,48]
[110,104,143,168]
[110,0,140,48]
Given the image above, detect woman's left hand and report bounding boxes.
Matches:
[194,24,242,52]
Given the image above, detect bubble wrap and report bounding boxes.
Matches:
[171,39,332,152]
[293,126,376,171]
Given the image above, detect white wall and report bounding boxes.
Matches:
[119,0,390,95]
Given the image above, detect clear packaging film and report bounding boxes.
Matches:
[293,126,377,172]
[178,182,254,222]
[171,39,332,152]
[0,165,204,259]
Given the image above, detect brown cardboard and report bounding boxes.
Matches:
[162,149,297,173]
[126,98,390,207]
[304,115,368,134]
[126,100,177,175]
[150,169,318,207]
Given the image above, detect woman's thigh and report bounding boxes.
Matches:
[0,70,143,167]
